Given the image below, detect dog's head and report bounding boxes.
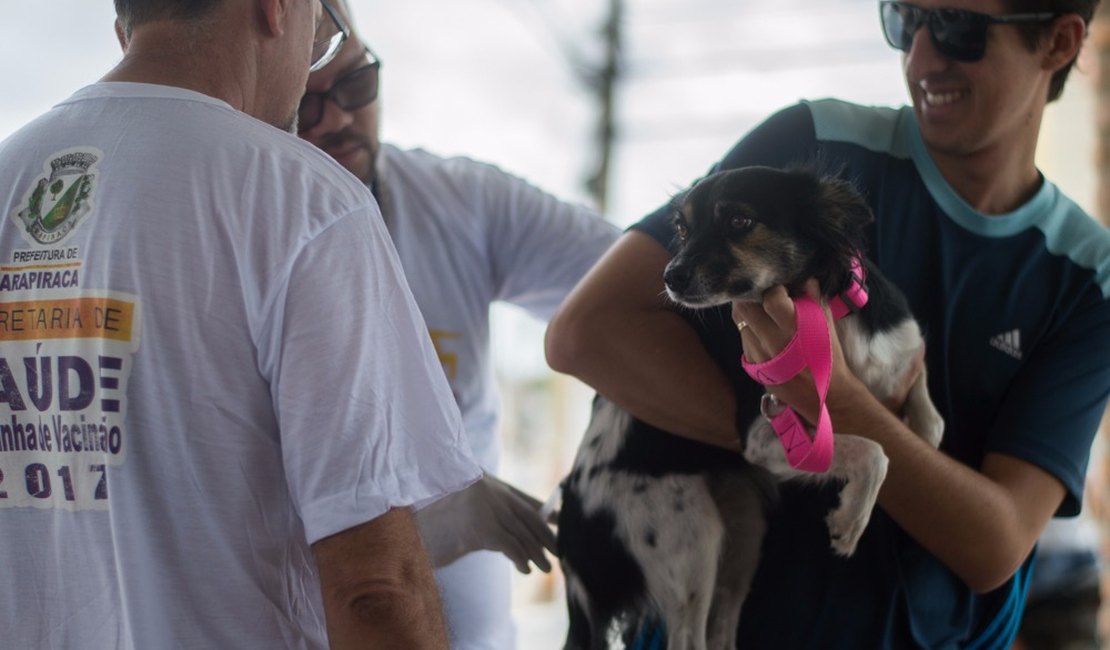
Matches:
[662,166,873,308]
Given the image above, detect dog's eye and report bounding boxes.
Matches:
[674,221,689,241]
[730,217,754,232]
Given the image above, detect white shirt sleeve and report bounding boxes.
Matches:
[471,162,621,320]
[265,207,481,544]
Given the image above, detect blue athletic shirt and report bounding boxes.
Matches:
[633,99,1110,649]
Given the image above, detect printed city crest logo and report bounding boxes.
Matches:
[13,147,102,245]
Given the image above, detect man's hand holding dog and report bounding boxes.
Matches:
[732,280,920,423]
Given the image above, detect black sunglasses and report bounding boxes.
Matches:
[298,46,382,133]
[879,1,1056,62]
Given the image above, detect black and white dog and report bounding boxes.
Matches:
[555,167,944,650]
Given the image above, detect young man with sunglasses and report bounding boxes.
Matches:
[0,1,486,648]
[297,2,620,648]
[547,1,1110,647]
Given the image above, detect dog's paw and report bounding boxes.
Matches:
[825,506,869,557]
[921,413,944,449]
[906,407,944,449]
[902,371,945,448]
[824,447,888,558]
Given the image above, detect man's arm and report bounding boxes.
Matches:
[314,507,448,650]
[469,157,620,320]
[545,230,741,451]
[842,395,1064,592]
[735,287,1066,592]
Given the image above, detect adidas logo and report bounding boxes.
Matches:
[989,329,1023,360]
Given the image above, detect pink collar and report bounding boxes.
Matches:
[739,256,869,473]
[828,256,869,320]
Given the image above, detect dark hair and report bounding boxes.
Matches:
[1003,0,1100,102]
[114,0,222,36]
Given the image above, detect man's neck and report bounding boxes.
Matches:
[925,118,1044,216]
[936,153,1043,215]
[102,21,253,116]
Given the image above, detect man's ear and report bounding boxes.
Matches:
[1042,13,1086,74]
[114,18,129,52]
[257,0,291,38]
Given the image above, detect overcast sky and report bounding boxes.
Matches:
[1,0,913,226]
[1,1,1094,221]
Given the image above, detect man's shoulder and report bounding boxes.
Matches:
[381,144,567,216]
[383,144,517,187]
[802,99,913,159]
[177,112,374,221]
[1039,189,1110,299]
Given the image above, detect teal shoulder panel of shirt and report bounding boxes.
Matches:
[805,98,913,160]
[805,97,1110,298]
[1039,192,1110,299]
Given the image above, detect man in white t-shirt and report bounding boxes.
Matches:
[0,1,482,648]
[298,3,621,647]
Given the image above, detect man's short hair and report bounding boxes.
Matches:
[1003,0,1101,102]
[114,0,222,37]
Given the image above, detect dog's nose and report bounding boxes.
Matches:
[663,265,691,293]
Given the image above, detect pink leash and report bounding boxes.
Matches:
[740,258,869,473]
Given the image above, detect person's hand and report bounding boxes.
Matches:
[732,283,806,363]
[732,280,855,423]
[415,473,556,574]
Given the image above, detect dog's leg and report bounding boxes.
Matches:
[661,585,714,650]
[816,434,888,556]
[562,578,592,650]
[839,319,943,450]
[744,421,887,556]
[652,534,718,650]
[562,574,610,650]
[704,471,769,650]
[741,418,800,477]
[626,476,722,650]
[558,397,642,650]
[902,367,944,448]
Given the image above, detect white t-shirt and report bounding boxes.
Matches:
[376,145,620,649]
[0,83,480,649]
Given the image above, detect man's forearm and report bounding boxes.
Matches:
[546,231,742,451]
[829,381,1064,592]
[315,508,449,649]
[552,309,741,450]
[325,576,447,649]
[734,284,1066,591]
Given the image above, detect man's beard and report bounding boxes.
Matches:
[319,129,377,185]
[278,109,298,134]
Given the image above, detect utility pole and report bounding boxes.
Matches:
[585,0,622,213]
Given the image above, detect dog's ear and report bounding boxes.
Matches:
[663,189,696,253]
[810,175,873,293]
[818,176,873,233]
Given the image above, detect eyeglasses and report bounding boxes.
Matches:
[879,1,1056,62]
[310,0,349,72]
[298,46,382,132]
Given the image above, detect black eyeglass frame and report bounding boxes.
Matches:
[298,45,382,133]
[310,0,350,72]
[879,1,1057,62]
